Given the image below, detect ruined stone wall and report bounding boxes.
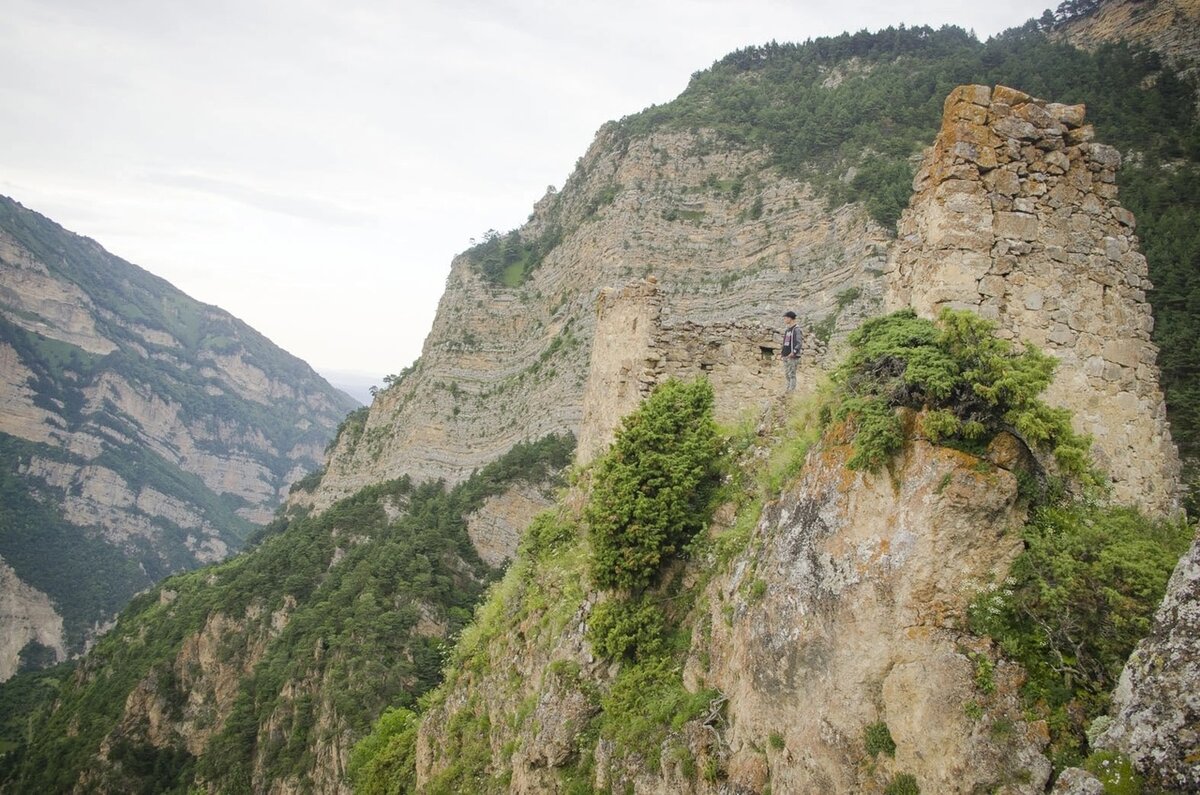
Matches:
[576,280,661,464]
[577,278,823,464]
[886,84,1181,514]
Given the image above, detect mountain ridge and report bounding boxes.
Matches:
[0,194,359,677]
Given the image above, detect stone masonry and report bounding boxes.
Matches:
[577,277,821,464]
[886,84,1181,514]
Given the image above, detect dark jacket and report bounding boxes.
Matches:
[782,324,802,358]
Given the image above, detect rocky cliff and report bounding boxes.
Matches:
[298,127,887,512]
[415,416,1067,793]
[1055,0,1200,85]
[0,195,358,675]
[407,81,1192,795]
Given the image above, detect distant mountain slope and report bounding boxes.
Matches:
[0,195,358,677]
[1053,0,1200,84]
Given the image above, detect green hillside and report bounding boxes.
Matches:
[0,434,573,792]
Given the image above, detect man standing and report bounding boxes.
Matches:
[781,311,802,393]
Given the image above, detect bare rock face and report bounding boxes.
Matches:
[688,435,1050,794]
[1095,532,1200,789]
[885,84,1181,514]
[1055,0,1200,87]
[466,483,558,567]
[0,557,66,681]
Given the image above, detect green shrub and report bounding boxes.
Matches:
[864,721,896,758]
[586,378,724,591]
[885,772,921,795]
[831,309,1096,484]
[587,597,665,661]
[969,504,1191,765]
[348,707,419,794]
[600,657,718,771]
[1082,750,1143,795]
[520,512,577,561]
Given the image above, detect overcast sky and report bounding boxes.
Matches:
[2,0,1052,392]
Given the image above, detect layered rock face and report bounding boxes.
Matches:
[0,196,357,672]
[885,84,1180,514]
[0,557,65,681]
[1056,0,1200,85]
[302,128,889,511]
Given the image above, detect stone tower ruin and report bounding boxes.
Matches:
[886,84,1181,514]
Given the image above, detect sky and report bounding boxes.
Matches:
[1,0,1053,395]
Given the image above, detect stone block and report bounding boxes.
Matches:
[1044,150,1070,175]
[1024,290,1044,311]
[1016,102,1056,130]
[1104,237,1126,261]
[1111,207,1136,229]
[1045,102,1086,128]
[994,115,1038,141]
[990,256,1015,275]
[978,275,1007,297]
[994,211,1040,241]
[985,168,1021,197]
[993,84,1032,106]
[1103,339,1141,368]
[1035,128,1066,150]
[945,84,991,109]
[1066,124,1095,144]
[1048,327,1076,346]
[954,141,997,169]
[1085,144,1121,169]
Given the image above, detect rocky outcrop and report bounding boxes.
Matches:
[0,557,66,681]
[303,128,889,511]
[1055,0,1200,87]
[416,430,1052,793]
[467,484,558,567]
[685,434,1049,794]
[1094,532,1200,789]
[885,84,1180,514]
[0,196,358,669]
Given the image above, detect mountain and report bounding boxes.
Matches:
[3,4,1199,792]
[299,12,1200,517]
[0,196,359,678]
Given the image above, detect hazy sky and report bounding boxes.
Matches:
[2,0,1051,387]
